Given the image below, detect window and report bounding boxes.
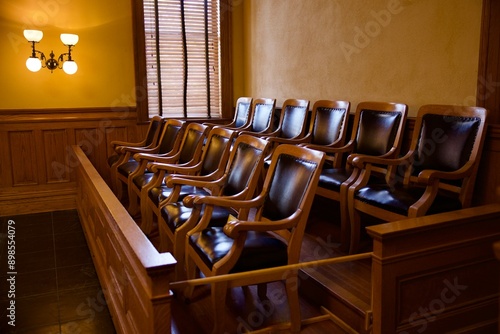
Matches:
[133,0,233,121]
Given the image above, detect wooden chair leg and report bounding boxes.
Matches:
[211,281,228,334]
[349,208,361,254]
[127,185,140,217]
[183,254,197,301]
[257,283,267,301]
[285,275,301,333]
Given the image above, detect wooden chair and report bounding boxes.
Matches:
[121,122,208,213]
[133,127,236,231]
[111,119,186,200]
[158,135,270,279]
[107,115,164,167]
[203,97,253,130]
[314,101,408,251]
[347,104,488,254]
[235,98,276,135]
[183,144,325,334]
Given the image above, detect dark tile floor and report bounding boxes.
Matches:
[0,210,116,334]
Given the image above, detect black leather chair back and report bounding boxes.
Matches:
[157,123,184,153]
[263,153,319,221]
[413,114,481,175]
[281,105,308,139]
[178,127,206,164]
[145,117,163,146]
[250,102,274,132]
[356,110,402,155]
[200,134,232,175]
[234,101,252,128]
[222,142,265,196]
[312,107,347,145]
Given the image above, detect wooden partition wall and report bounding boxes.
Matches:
[368,204,500,334]
[73,145,176,334]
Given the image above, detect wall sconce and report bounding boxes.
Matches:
[24,30,79,75]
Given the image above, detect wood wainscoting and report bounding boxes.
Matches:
[0,108,144,215]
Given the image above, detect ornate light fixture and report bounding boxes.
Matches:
[24,30,79,75]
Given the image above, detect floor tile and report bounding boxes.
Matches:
[57,263,99,292]
[0,210,115,333]
[58,286,110,323]
[60,314,116,334]
[55,245,93,268]
[14,233,54,255]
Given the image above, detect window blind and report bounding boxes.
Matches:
[143,0,221,118]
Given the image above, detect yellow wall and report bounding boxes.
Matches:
[0,0,136,109]
[238,0,482,116]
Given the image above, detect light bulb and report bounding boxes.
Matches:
[26,57,42,72]
[63,60,78,74]
[24,30,43,42]
[60,33,79,46]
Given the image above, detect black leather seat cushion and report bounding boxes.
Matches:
[355,184,462,216]
[189,227,287,272]
[318,168,350,191]
[107,154,120,167]
[149,185,209,206]
[161,202,231,232]
[118,160,140,176]
[132,172,155,189]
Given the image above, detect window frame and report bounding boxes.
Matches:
[131,0,233,123]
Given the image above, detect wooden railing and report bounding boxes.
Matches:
[73,145,176,334]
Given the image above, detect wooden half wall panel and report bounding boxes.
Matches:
[0,108,140,215]
[43,129,71,183]
[9,130,39,186]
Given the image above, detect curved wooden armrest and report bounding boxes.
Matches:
[148,161,201,174]
[183,192,265,209]
[119,145,157,155]
[238,130,270,138]
[165,174,225,189]
[223,210,302,238]
[267,135,309,145]
[111,140,145,150]
[307,139,355,155]
[417,161,475,184]
[350,152,412,169]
